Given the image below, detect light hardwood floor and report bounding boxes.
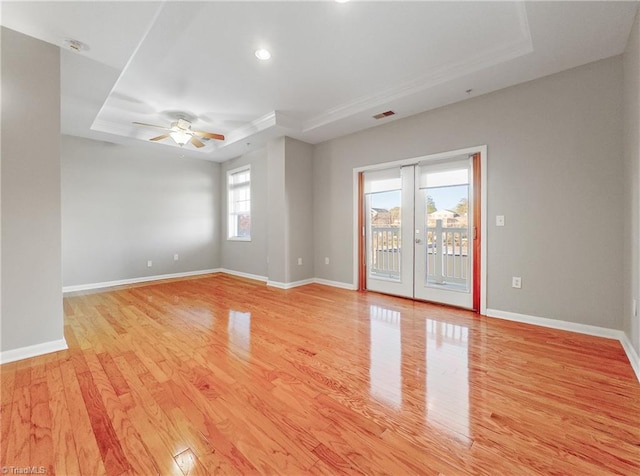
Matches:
[1,273,639,475]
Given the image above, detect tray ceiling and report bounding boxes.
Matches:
[1,1,637,161]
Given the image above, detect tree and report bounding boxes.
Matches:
[454,197,468,215]
[427,195,437,214]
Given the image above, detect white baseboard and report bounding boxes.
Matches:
[267,278,315,289]
[0,338,68,364]
[62,269,220,293]
[620,333,640,383]
[224,273,355,290]
[485,309,624,339]
[313,278,358,290]
[486,308,640,383]
[252,276,356,290]
[218,268,268,282]
[62,268,355,293]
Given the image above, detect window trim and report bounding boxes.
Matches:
[226,165,252,241]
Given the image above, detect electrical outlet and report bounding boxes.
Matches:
[147,260,153,268]
[174,254,179,261]
[297,258,303,266]
[512,276,521,289]
[496,215,505,226]
[325,257,330,265]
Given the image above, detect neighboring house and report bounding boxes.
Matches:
[371,208,392,226]
[428,209,461,227]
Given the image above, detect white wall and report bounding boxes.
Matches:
[313,56,624,329]
[61,135,220,286]
[1,28,64,355]
[623,9,640,355]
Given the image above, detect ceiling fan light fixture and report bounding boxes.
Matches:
[255,49,271,60]
[169,130,192,146]
[133,119,223,146]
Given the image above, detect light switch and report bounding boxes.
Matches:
[496,215,505,227]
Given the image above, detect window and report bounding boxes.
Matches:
[227,165,251,240]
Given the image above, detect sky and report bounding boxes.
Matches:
[371,185,468,212]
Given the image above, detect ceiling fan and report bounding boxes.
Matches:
[132,117,224,148]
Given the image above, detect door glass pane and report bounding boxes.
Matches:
[368,189,401,281]
[423,170,470,292]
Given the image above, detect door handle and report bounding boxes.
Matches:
[415,238,422,244]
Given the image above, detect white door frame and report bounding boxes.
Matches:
[352,145,488,314]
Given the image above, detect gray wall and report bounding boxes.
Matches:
[221,137,314,284]
[220,147,269,278]
[61,135,220,286]
[313,56,624,329]
[284,138,314,283]
[267,138,287,282]
[1,28,63,352]
[623,10,640,354]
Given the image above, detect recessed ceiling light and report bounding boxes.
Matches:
[255,49,271,60]
[335,0,350,3]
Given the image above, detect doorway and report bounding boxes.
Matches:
[358,149,484,311]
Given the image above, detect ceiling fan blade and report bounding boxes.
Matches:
[190,136,205,148]
[149,134,170,141]
[133,121,170,131]
[193,130,225,141]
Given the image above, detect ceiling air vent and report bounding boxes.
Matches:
[373,110,395,120]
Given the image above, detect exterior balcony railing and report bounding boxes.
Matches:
[369,226,402,280]
[369,220,469,289]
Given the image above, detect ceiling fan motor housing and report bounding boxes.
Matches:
[175,118,192,130]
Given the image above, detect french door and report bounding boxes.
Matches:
[363,154,478,309]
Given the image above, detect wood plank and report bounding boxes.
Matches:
[111,354,191,475]
[58,359,108,476]
[96,352,131,397]
[29,381,54,475]
[45,358,81,476]
[174,448,210,476]
[145,368,258,473]
[64,325,90,375]
[311,442,363,475]
[83,351,160,476]
[0,361,17,406]
[76,369,131,475]
[0,403,13,464]
[4,386,30,468]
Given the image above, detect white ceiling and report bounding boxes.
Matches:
[1,1,638,161]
